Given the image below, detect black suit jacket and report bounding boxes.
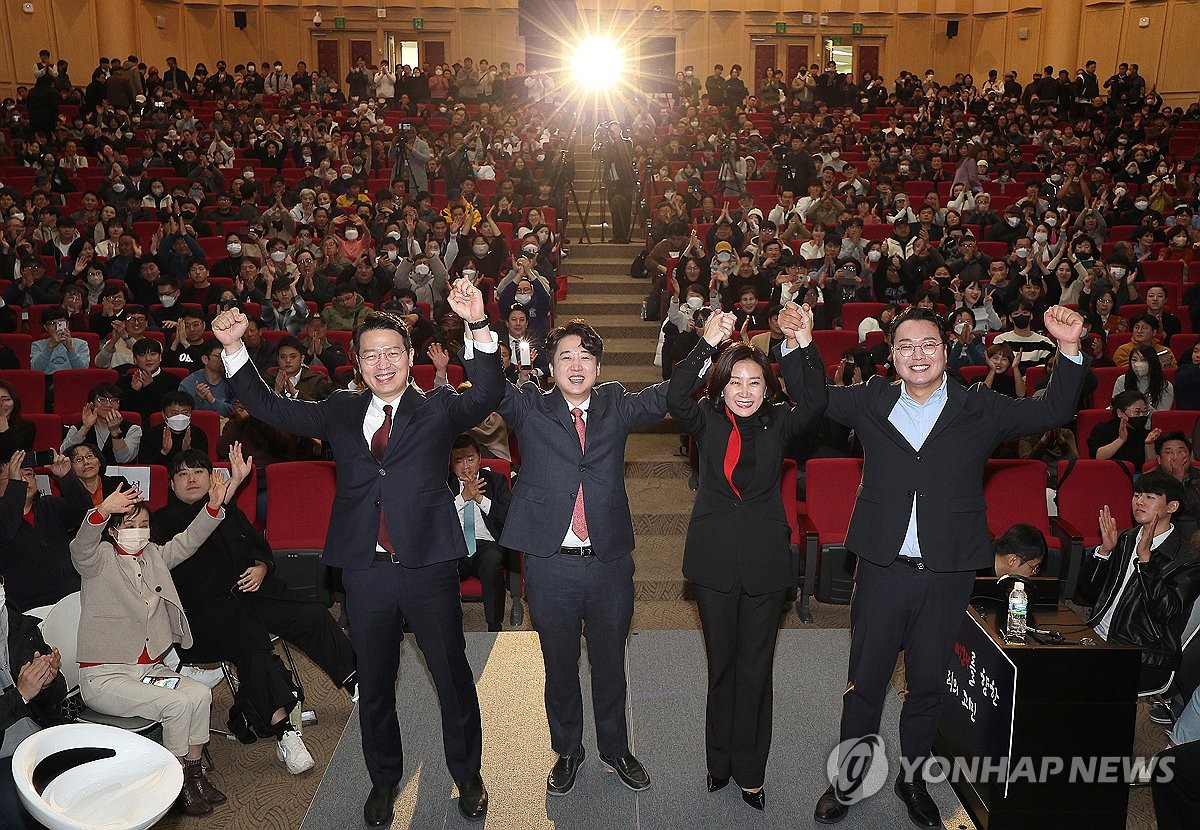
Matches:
[497,378,668,560]
[449,465,511,542]
[668,340,827,595]
[824,353,1088,572]
[228,344,503,570]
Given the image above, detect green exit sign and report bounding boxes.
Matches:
[413,17,424,30]
[775,22,786,34]
[852,22,863,35]
[333,16,346,29]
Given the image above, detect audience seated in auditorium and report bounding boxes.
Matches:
[61,382,142,463]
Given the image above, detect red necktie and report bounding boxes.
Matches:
[723,408,742,500]
[373,404,394,553]
[570,407,589,542]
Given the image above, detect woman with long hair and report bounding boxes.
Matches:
[0,380,34,463]
[666,302,827,810]
[1111,343,1175,411]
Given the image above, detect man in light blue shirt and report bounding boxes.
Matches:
[179,340,236,417]
[31,307,90,374]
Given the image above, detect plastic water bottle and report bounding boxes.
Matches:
[1007,581,1028,643]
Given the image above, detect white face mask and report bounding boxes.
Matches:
[1135,200,1149,211]
[717,251,732,263]
[344,228,359,241]
[226,242,242,256]
[270,250,287,263]
[1110,267,1127,279]
[414,264,430,276]
[341,172,353,180]
[522,247,537,257]
[1034,232,1048,243]
[244,170,254,180]
[1014,247,1028,259]
[111,182,125,193]
[686,296,703,309]
[1006,216,1021,227]
[462,268,476,280]
[165,413,191,431]
[867,250,882,262]
[384,249,398,261]
[472,243,489,256]
[1044,216,1057,227]
[516,292,533,304]
[1131,360,1150,378]
[115,527,150,554]
[160,294,177,308]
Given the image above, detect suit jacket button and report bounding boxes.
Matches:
[915,455,922,461]
[379,469,386,476]
[374,500,380,507]
[579,464,586,472]
[155,586,162,592]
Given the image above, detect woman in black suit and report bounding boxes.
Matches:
[666,302,827,810]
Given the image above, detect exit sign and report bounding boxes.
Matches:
[852,22,863,35]
[333,16,346,29]
[775,21,786,34]
[413,17,424,29]
[830,36,844,46]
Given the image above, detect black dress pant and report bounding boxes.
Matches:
[692,581,788,789]
[525,551,635,758]
[457,540,506,632]
[839,558,975,779]
[184,594,357,733]
[607,187,633,243]
[342,558,482,788]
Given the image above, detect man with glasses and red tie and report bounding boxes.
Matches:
[803,304,1088,828]
[210,278,501,827]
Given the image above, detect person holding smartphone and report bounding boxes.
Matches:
[72,475,232,816]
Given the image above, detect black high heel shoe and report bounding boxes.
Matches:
[741,788,765,810]
[706,774,729,793]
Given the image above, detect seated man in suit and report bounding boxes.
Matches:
[266,336,333,402]
[1090,470,1200,696]
[299,314,348,372]
[139,391,209,465]
[117,338,182,420]
[991,522,1046,579]
[152,446,357,774]
[501,304,549,380]
[449,435,512,632]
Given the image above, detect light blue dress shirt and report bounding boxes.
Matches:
[889,376,950,560]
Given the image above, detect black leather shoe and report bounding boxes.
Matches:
[457,773,488,822]
[547,749,584,796]
[364,784,399,827]
[706,773,729,792]
[741,788,765,810]
[894,776,941,828]
[599,752,651,791]
[509,600,524,627]
[814,783,849,824]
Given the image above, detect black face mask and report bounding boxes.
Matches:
[1012,315,1032,328]
[1126,415,1149,432]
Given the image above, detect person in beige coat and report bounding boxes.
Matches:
[70,468,238,817]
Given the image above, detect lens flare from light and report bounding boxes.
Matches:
[572,37,624,91]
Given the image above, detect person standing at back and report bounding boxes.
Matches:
[211,278,500,827]
[497,319,671,797]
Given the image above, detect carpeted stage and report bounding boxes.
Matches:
[300,630,974,829]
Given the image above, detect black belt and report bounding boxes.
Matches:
[894,555,925,570]
[374,551,401,564]
[559,546,594,557]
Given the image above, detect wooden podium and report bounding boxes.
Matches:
[934,604,1142,830]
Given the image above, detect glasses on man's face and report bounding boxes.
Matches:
[71,454,98,464]
[1126,408,1150,417]
[894,340,943,359]
[358,348,408,367]
[94,395,119,405]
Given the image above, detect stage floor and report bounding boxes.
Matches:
[300,630,974,829]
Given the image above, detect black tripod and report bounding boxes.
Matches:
[552,147,590,244]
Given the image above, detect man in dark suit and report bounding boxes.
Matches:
[211,278,501,826]
[449,435,511,632]
[497,320,668,796]
[807,304,1088,827]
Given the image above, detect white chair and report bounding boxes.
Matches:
[37,593,159,737]
[11,723,181,830]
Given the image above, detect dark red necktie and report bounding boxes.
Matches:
[570,407,589,541]
[372,404,394,553]
[723,408,742,500]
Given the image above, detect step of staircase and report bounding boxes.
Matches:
[578,314,660,339]
[557,295,644,316]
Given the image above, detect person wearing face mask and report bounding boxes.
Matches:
[394,246,450,311]
[72,477,231,817]
[1112,343,1176,412]
[1090,390,1157,470]
[995,299,1057,367]
[139,392,209,465]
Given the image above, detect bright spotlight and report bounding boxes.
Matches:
[572,37,624,90]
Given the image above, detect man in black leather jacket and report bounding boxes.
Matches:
[1088,470,1200,695]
